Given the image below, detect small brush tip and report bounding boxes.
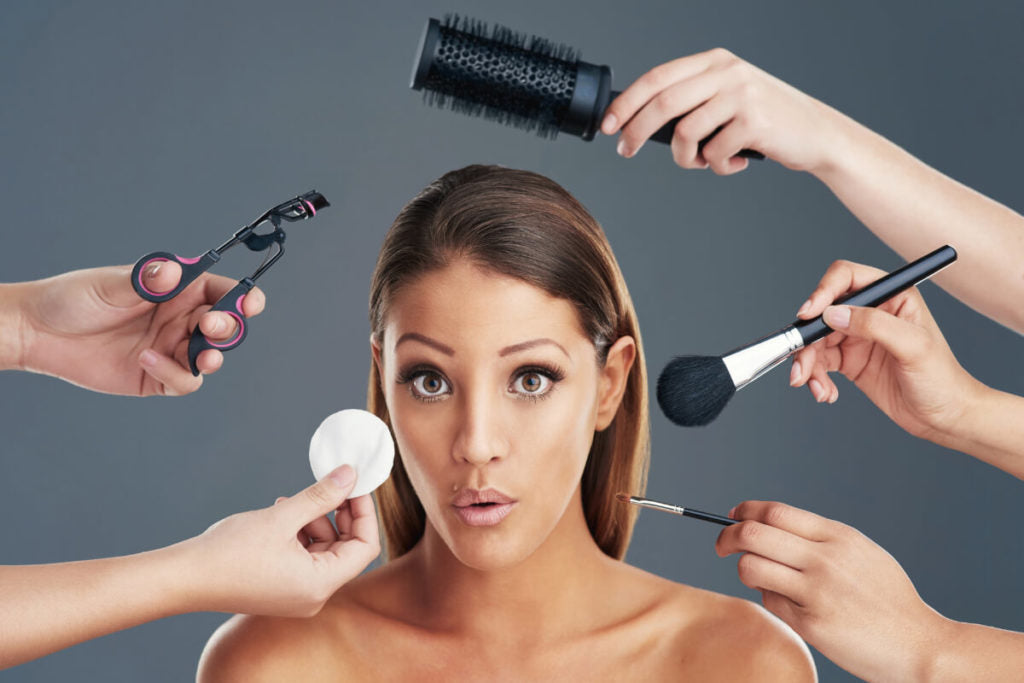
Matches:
[656,355,736,427]
[615,493,631,503]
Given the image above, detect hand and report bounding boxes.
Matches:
[14,262,265,396]
[601,48,844,175]
[716,500,950,682]
[182,465,380,617]
[788,258,983,442]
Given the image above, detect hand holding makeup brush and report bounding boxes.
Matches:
[716,500,1024,682]
[791,258,1024,480]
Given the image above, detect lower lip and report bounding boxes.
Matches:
[453,502,517,527]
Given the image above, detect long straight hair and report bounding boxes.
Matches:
[368,165,649,560]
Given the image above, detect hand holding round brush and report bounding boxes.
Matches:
[791,258,1024,480]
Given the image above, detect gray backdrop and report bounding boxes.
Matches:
[2,1,1022,681]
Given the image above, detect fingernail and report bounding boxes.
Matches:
[789,361,801,386]
[139,349,157,367]
[728,505,737,519]
[143,262,161,280]
[809,379,825,402]
[328,464,355,488]
[796,299,811,317]
[829,388,839,404]
[602,113,618,134]
[825,305,851,329]
[616,138,630,157]
[210,315,227,335]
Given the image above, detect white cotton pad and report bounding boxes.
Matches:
[308,409,395,497]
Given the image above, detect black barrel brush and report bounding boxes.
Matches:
[656,245,958,427]
[411,15,764,158]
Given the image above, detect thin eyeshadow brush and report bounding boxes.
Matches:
[616,493,736,526]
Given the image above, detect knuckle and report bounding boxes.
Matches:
[764,502,789,527]
[708,47,734,61]
[736,553,759,585]
[737,521,762,545]
[303,483,335,510]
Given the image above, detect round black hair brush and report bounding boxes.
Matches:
[411,15,764,157]
[657,246,958,427]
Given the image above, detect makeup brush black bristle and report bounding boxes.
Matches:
[413,14,580,139]
[656,356,736,427]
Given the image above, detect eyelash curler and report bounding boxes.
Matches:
[131,190,330,376]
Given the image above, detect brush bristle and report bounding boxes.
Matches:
[656,356,736,427]
[417,14,580,139]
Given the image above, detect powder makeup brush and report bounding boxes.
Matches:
[656,245,958,427]
[411,15,764,158]
[616,493,736,527]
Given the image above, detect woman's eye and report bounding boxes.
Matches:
[511,371,552,397]
[411,372,450,399]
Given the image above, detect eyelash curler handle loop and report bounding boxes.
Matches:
[186,278,253,376]
[131,250,222,303]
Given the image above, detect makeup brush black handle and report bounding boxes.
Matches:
[793,245,957,344]
[609,90,765,159]
[684,508,738,526]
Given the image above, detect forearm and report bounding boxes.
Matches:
[931,384,1024,481]
[812,110,1024,335]
[922,618,1024,683]
[0,543,198,669]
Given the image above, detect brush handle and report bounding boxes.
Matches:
[684,508,737,526]
[793,245,957,345]
[609,90,765,159]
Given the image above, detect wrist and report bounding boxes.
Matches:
[917,616,965,683]
[806,102,872,182]
[0,282,34,372]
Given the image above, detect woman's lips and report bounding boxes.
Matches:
[451,488,517,527]
[452,501,517,527]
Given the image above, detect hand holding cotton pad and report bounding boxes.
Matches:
[309,410,395,497]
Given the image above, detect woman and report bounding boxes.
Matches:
[198,165,815,680]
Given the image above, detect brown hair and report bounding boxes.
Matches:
[368,165,649,560]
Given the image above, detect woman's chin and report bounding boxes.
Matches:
[443,528,536,571]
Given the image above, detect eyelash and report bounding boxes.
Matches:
[394,363,566,403]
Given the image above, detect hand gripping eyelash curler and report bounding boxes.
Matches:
[131,190,330,376]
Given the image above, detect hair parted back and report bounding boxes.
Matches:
[368,164,649,561]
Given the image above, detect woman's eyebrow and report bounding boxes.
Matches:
[395,332,455,356]
[499,338,570,358]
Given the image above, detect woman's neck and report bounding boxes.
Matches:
[403,487,616,645]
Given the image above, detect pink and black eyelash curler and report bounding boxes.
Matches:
[131,190,330,376]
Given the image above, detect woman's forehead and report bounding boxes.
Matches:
[384,262,590,354]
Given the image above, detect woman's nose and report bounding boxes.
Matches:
[451,393,510,466]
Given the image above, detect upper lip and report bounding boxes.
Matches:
[451,488,516,507]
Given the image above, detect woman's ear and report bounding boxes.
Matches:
[370,334,385,391]
[595,336,636,431]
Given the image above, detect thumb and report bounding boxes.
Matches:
[274,465,357,526]
[823,305,930,366]
[96,261,184,308]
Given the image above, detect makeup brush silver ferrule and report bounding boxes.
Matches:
[721,326,805,390]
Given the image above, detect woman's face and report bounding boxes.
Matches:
[373,259,633,570]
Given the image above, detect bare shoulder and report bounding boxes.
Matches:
[196,610,343,683]
[662,582,817,681]
[197,564,407,682]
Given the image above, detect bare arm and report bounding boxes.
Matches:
[0,468,378,670]
[814,113,1024,335]
[603,48,1024,334]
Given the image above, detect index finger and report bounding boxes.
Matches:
[729,500,834,542]
[797,260,888,320]
[600,49,726,135]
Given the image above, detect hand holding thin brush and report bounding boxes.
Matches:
[791,258,1024,480]
[716,500,1024,682]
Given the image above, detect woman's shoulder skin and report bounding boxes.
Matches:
[198,560,815,682]
[608,561,817,681]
